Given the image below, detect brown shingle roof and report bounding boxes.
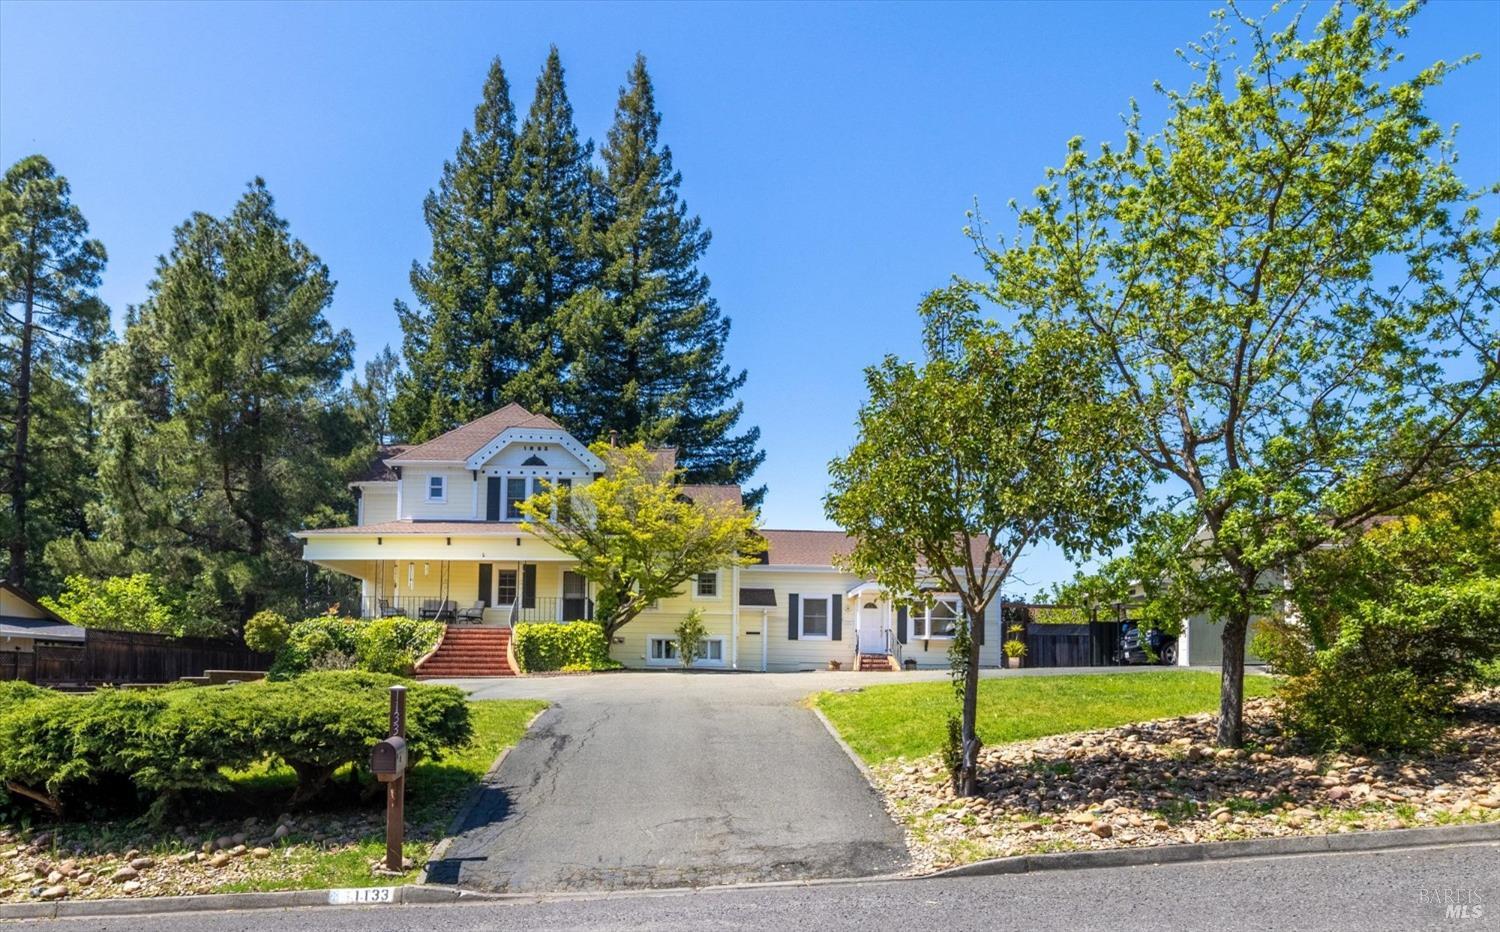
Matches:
[757,529,857,566]
[389,404,567,463]
[679,484,742,509]
[352,445,410,483]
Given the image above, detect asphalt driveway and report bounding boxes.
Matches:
[426,672,911,893]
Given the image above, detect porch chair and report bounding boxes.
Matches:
[456,601,486,624]
[378,599,406,618]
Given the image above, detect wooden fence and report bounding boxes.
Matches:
[1004,602,1127,669]
[15,630,272,687]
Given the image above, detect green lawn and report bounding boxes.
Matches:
[815,671,1276,763]
[218,698,548,891]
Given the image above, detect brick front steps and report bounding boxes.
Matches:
[415,626,516,678]
[858,653,895,672]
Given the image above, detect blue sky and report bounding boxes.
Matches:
[3,0,1498,595]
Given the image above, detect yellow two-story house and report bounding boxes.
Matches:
[297,404,1004,675]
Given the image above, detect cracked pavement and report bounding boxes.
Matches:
[426,672,911,893]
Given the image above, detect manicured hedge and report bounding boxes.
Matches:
[270,616,443,678]
[512,622,617,672]
[0,671,472,818]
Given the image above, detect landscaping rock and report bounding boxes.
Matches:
[128,857,154,870]
[109,866,137,883]
[38,885,66,901]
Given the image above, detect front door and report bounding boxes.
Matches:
[562,571,589,621]
[857,601,886,653]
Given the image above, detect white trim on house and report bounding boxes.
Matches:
[464,427,606,474]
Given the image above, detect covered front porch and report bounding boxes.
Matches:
[317,558,594,626]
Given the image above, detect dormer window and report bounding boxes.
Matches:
[426,475,446,503]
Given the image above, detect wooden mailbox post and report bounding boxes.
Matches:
[370,685,408,872]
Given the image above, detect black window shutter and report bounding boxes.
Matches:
[896,606,908,644]
[478,564,492,607]
[522,564,536,609]
[788,594,799,641]
[831,595,843,641]
[486,477,501,521]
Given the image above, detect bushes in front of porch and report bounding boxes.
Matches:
[268,616,444,678]
[512,621,620,673]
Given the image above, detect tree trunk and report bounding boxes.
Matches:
[1216,608,1250,747]
[7,277,36,586]
[957,608,984,796]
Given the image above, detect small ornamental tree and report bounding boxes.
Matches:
[982,1,1500,746]
[826,301,1141,795]
[675,609,708,669]
[519,442,764,640]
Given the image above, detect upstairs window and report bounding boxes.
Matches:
[696,572,718,598]
[506,477,527,519]
[426,475,446,503]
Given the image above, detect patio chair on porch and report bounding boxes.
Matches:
[378,599,406,618]
[419,599,457,621]
[455,601,485,624]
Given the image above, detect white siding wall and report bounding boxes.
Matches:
[360,485,398,524]
[398,467,484,520]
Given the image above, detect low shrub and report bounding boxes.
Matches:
[244,610,292,654]
[270,616,442,678]
[513,622,613,672]
[0,671,472,819]
[1257,578,1500,751]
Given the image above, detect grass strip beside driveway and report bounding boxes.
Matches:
[814,671,1276,763]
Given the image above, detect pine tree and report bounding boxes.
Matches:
[392,58,520,442]
[352,344,401,446]
[503,46,598,413]
[0,155,110,589]
[73,180,357,628]
[564,56,764,504]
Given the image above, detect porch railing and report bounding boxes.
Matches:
[508,596,594,625]
[352,595,593,625]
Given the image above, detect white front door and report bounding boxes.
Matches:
[857,601,886,653]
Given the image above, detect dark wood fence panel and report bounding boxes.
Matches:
[0,651,37,683]
[1021,623,1095,668]
[32,630,271,687]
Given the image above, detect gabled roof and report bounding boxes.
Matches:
[389,404,568,463]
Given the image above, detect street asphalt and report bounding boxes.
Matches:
[425,670,912,892]
[15,840,1496,931]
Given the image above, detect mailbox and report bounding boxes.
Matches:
[371,736,408,782]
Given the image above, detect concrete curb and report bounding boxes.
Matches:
[926,820,1500,879]
[3,822,1495,920]
[0,884,498,921]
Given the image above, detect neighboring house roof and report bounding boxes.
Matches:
[352,444,410,483]
[389,404,567,463]
[0,582,85,642]
[0,617,86,643]
[679,484,742,509]
[739,588,777,607]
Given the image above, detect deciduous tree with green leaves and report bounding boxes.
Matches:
[518,442,764,640]
[980,0,1500,746]
[826,300,1142,795]
[0,155,110,590]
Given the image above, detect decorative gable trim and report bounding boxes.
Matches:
[464,427,605,473]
